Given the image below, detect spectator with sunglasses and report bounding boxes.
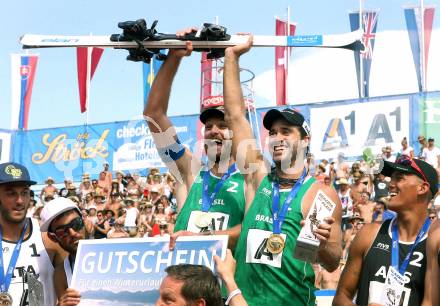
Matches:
[334,156,438,306]
[40,197,86,306]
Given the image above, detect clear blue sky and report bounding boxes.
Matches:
[0,0,438,130]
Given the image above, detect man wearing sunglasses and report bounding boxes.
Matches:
[40,197,86,306]
[0,162,62,306]
[334,156,438,306]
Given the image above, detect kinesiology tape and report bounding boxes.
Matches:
[157,138,186,162]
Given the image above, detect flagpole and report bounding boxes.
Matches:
[359,0,364,98]
[215,16,220,99]
[84,39,92,178]
[420,0,426,91]
[86,46,92,126]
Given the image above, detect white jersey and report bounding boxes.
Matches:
[422,146,440,168]
[2,218,56,306]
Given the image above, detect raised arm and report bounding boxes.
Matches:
[143,29,200,188]
[223,36,267,198]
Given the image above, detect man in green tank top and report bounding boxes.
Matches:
[222,36,343,305]
[144,28,245,250]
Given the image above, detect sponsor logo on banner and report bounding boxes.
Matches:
[113,118,189,172]
[287,35,322,46]
[310,99,410,160]
[71,236,227,305]
[14,114,197,183]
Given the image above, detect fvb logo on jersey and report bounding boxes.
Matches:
[5,165,23,178]
[31,130,110,165]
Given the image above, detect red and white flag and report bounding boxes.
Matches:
[404,6,435,91]
[10,54,39,130]
[275,18,296,106]
[77,47,104,113]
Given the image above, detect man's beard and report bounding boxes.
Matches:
[0,202,27,224]
[270,139,306,174]
[204,139,232,172]
[59,241,77,254]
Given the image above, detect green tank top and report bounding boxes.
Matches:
[234,175,317,306]
[174,168,245,233]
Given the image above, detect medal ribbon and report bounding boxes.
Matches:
[202,164,237,213]
[0,220,29,292]
[391,217,430,275]
[272,168,307,234]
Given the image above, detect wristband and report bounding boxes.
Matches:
[225,288,241,305]
[157,137,186,162]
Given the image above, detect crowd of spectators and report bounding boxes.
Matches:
[27,136,440,292]
[30,165,178,241]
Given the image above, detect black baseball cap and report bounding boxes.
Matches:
[380,158,438,195]
[0,162,36,186]
[263,108,311,137]
[199,106,225,124]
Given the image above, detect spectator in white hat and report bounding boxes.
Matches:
[40,197,85,306]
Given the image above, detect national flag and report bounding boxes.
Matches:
[200,52,213,111]
[404,6,435,91]
[275,18,296,106]
[349,11,379,98]
[10,54,39,130]
[143,55,165,109]
[77,47,104,113]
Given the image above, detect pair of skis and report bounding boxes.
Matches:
[19,19,365,59]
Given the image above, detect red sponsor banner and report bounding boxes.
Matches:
[77,47,104,113]
[201,95,255,110]
[275,19,296,106]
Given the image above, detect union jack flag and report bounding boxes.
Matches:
[361,12,378,59]
[349,10,379,98]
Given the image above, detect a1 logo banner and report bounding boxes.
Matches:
[309,98,410,160]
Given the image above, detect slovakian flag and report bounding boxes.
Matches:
[10,54,38,130]
[275,18,296,106]
[404,6,435,92]
[200,52,213,111]
[349,11,379,98]
[143,54,165,109]
[77,47,104,113]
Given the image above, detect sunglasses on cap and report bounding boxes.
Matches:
[395,155,428,182]
[49,217,84,239]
